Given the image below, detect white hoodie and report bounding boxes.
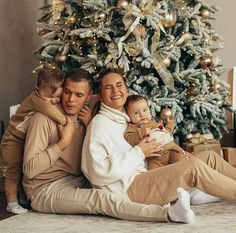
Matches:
[82,103,146,198]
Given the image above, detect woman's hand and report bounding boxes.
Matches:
[57,117,75,151]
[137,137,163,157]
[78,105,92,127]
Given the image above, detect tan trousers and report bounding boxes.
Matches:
[1,129,24,202]
[128,151,236,205]
[31,175,168,222]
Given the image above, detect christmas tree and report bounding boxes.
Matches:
[34,0,231,139]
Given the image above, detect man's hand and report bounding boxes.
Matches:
[137,137,163,158]
[78,105,92,127]
[57,117,75,151]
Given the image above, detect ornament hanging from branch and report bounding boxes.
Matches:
[200,54,213,69]
[162,57,171,68]
[200,8,211,20]
[160,107,173,121]
[55,54,68,63]
[162,8,177,28]
[65,15,77,25]
[187,84,200,99]
[117,0,129,10]
[52,0,65,12]
[209,82,221,93]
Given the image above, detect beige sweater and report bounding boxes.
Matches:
[23,110,86,199]
[8,89,66,139]
[124,120,175,147]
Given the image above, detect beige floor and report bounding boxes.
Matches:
[0,201,236,233]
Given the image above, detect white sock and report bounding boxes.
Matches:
[167,187,195,224]
[190,188,220,205]
[7,202,28,214]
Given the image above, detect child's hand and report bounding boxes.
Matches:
[57,117,75,151]
[78,105,92,127]
[141,126,150,137]
[144,127,150,137]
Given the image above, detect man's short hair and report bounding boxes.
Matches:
[124,95,148,111]
[37,68,64,93]
[66,68,93,91]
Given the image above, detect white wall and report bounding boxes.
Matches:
[206,0,236,128]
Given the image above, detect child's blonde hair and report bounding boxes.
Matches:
[36,68,64,93]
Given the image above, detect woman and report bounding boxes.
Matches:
[82,68,236,222]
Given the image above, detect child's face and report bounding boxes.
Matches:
[50,86,63,104]
[126,99,152,124]
[40,86,63,104]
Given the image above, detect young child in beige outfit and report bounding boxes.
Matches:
[124,95,188,170]
[1,68,66,214]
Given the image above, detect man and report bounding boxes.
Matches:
[22,68,191,223]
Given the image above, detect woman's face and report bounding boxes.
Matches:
[99,72,128,112]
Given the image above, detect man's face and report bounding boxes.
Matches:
[99,73,128,112]
[62,78,91,116]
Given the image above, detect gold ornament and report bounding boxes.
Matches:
[200,8,211,19]
[117,0,129,10]
[200,54,213,69]
[187,85,200,98]
[66,15,76,25]
[133,24,146,38]
[162,9,177,28]
[52,0,65,12]
[55,54,68,63]
[162,57,171,68]
[160,108,173,121]
[209,82,221,92]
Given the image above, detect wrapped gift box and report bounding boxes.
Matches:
[182,139,222,156]
[222,147,236,168]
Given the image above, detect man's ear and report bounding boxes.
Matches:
[86,91,92,101]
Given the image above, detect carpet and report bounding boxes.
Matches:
[0,201,236,233]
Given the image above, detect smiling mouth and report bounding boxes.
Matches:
[111,95,122,100]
